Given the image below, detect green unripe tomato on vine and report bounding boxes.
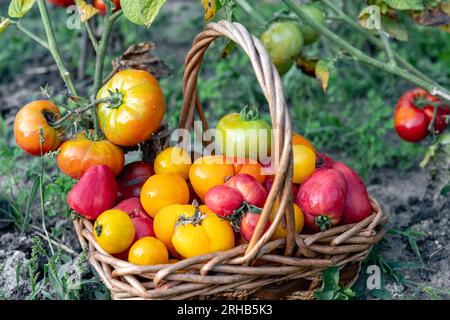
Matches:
[261,22,304,76]
[216,106,272,162]
[297,4,325,46]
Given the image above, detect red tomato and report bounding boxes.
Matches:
[225,174,267,208]
[315,152,334,170]
[48,0,74,6]
[394,88,446,142]
[93,0,121,14]
[424,105,450,134]
[240,211,271,242]
[116,161,154,200]
[205,185,244,218]
[263,176,299,199]
[114,197,149,220]
[67,165,117,220]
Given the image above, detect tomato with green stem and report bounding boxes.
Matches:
[97,69,166,147]
[93,0,121,15]
[261,21,303,75]
[14,100,62,156]
[216,105,272,162]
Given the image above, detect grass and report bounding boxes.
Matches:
[0,1,449,300]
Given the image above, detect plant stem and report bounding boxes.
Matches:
[282,0,450,102]
[91,10,122,138]
[10,21,49,50]
[235,0,267,25]
[84,20,99,52]
[379,30,396,66]
[36,0,78,97]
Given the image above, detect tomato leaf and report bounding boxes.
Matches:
[315,59,332,93]
[382,0,425,10]
[121,0,167,27]
[202,0,223,22]
[314,267,356,300]
[0,18,10,35]
[294,53,319,77]
[358,5,382,30]
[8,0,36,19]
[74,0,100,22]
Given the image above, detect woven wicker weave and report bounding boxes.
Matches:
[73,20,388,300]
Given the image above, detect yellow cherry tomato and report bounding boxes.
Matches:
[128,237,169,266]
[293,144,316,184]
[153,204,196,255]
[93,210,135,254]
[189,155,235,201]
[292,132,316,152]
[140,173,189,217]
[172,211,235,259]
[154,147,192,180]
[270,203,305,240]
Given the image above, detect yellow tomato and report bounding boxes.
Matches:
[140,173,189,217]
[93,210,135,254]
[292,133,315,152]
[153,204,196,255]
[172,213,235,259]
[154,147,192,180]
[189,155,235,201]
[270,203,305,240]
[128,237,169,266]
[293,144,316,184]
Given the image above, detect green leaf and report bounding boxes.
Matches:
[121,0,166,27]
[8,0,36,19]
[0,18,10,35]
[381,16,409,41]
[22,176,40,233]
[383,0,425,11]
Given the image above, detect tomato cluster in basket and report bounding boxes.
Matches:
[13,67,373,267]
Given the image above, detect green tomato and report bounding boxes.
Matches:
[261,22,303,76]
[298,4,325,46]
[216,106,272,162]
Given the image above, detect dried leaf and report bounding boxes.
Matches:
[75,0,100,22]
[359,5,382,30]
[202,0,219,22]
[441,2,450,16]
[315,59,332,93]
[112,42,172,79]
[411,7,450,26]
[295,53,319,77]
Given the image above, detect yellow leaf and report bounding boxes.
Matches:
[315,60,331,93]
[75,0,100,22]
[0,18,10,35]
[202,0,217,22]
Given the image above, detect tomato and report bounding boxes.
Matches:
[128,237,169,266]
[240,211,271,242]
[57,132,124,179]
[316,152,334,170]
[424,105,450,134]
[293,144,316,184]
[271,203,304,240]
[261,22,303,76]
[216,106,272,162]
[154,147,192,180]
[236,163,266,184]
[97,69,165,147]
[48,0,74,6]
[263,177,299,199]
[14,101,62,156]
[114,197,148,220]
[117,161,154,200]
[153,204,196,256]
[189,155,235,201]
[297,4,326,45]
[172,210,235,258]
[68,165,117,220]
[93,209,135,254]
[292,133,315,152]
[93,0,121,14]
[225,174,267,208]
[296,169,346,231]
[205,185,244,218]
[140,173,189,217]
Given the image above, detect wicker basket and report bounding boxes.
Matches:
[73,20,388,300]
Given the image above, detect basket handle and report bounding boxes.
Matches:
[180,20,295,263]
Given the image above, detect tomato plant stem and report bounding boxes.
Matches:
[378,30,396,67]
[92,10,123,138]
[36,0,78,98]
[9,20,49,50]
[84,20,99,52]
[235,0,267,25]
[282,0,450,102]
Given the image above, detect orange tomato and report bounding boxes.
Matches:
[128,237,169,266]
[292,133,315,152]
[292,144,316,184]
[237,163,266,184]
[57,132,124,179]
[154,147,192,180]
[14,101,62,156]
[140,173,189,217]
[97,70,166,147]
[189,155,235,201]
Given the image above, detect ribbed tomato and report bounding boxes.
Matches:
[57,132,124,179]
[14,101,62,156]
[97,70,166,147]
